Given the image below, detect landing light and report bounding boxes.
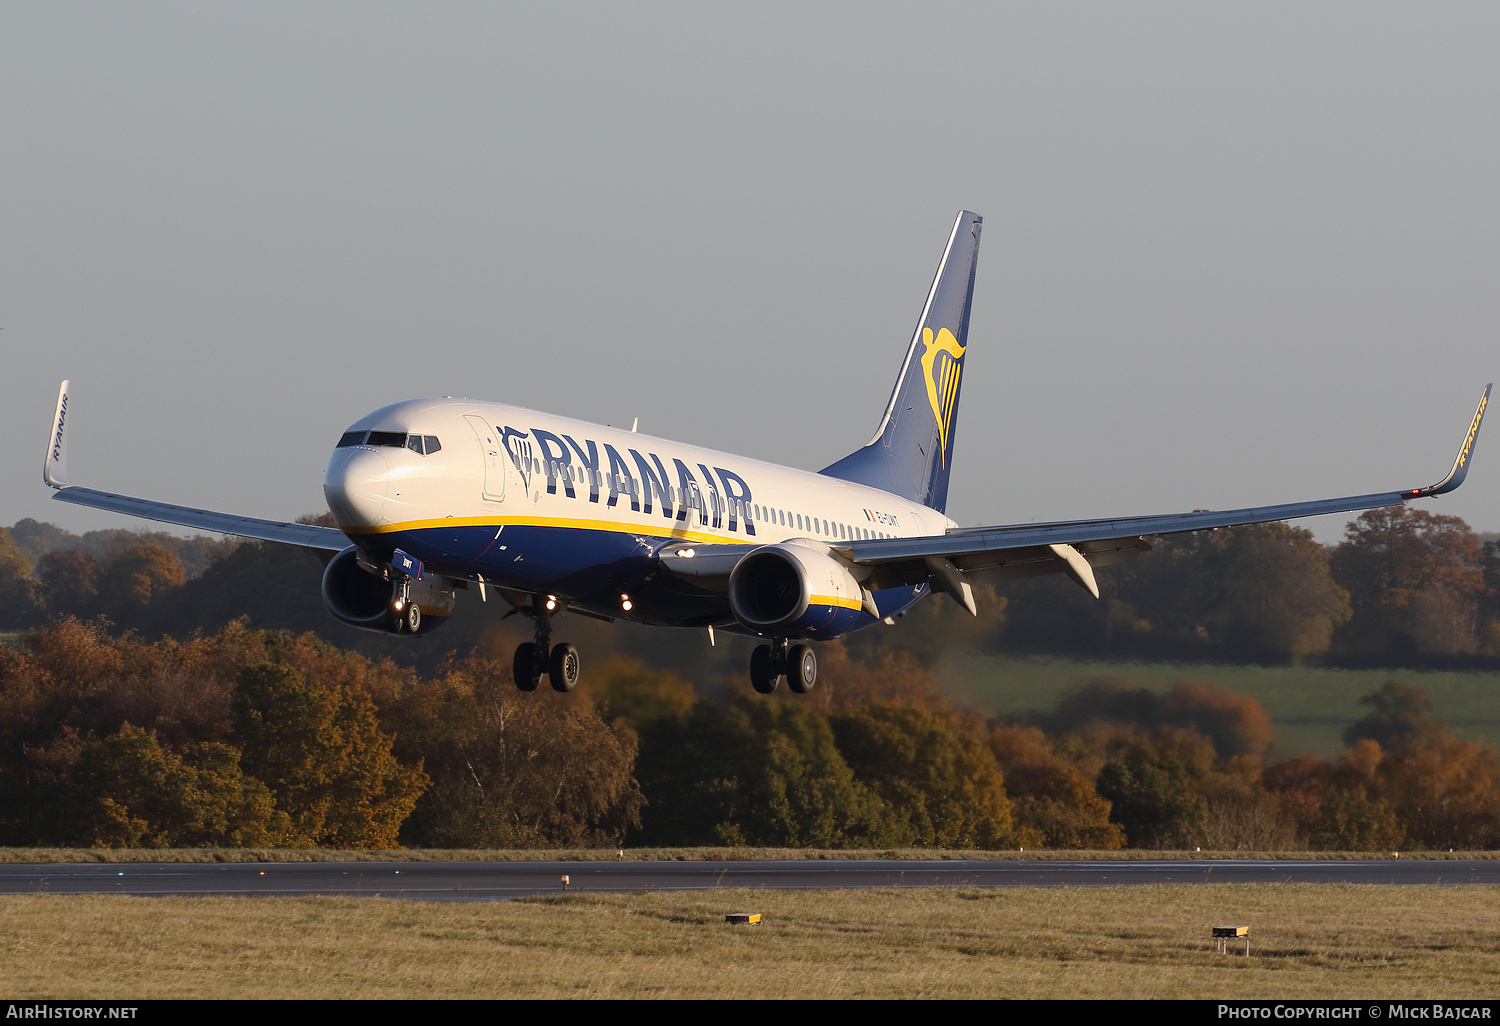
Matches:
[545,595,558,611]
[393,599,404,611]
[676,548,696,558]
[621,594,633,612]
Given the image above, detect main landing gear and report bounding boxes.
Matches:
[749,640,817,695]
[512,597,581,693]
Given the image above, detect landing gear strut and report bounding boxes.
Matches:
[512,595,581,693]
[749,641,818,695]
[389,578,420,634]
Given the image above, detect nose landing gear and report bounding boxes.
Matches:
[511,595,581,693]
[749,641,817,695]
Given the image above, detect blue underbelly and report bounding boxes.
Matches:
[359,522,927,635]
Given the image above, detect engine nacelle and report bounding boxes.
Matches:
[321,545,455,636]
[727,543,866,639]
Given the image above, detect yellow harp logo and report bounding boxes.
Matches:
[920,326,965,467]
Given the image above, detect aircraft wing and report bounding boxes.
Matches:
[842,384,1491,608]
[42,381,348,553]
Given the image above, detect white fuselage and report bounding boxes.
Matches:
[323,398,951,627]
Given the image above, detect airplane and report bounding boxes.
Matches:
[40,211,1491,695]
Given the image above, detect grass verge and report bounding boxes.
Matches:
[1,885,1495,998]
[0,847,1493,863]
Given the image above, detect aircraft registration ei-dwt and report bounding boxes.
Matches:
[40,211,1492,695]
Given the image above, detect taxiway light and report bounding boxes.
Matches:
[621,594,633,612]
[561,875,570,890]
[394,599,404,611]
[545,595,558,611]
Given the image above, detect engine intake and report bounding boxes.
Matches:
[727,544,863,637]
[321,545,454,636]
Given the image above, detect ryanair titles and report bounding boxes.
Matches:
[501,425,758,536]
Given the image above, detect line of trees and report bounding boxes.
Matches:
[5,505,1498,670]
[989,508,1500,665]
[1,618,1496,850]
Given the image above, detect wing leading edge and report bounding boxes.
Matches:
[842,384,1492,607]
[42,381,348,553]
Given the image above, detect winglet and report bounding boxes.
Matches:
[1408,384,1490,499]
[43,380,71,489]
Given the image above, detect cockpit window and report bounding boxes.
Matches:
[338,429,442,454]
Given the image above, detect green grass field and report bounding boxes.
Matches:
[936,652,1500,758]
[1,886,1495,999]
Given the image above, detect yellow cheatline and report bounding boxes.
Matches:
[810,594,865,611]
[336,513,758,549]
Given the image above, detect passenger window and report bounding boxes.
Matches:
[425,436,441,454]
[337,430,368,447]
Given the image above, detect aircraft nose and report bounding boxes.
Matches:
[324,448,389,527]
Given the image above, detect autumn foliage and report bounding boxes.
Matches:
[0,617,1497,850]
[2,504,1500,850]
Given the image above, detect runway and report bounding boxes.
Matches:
[1,859,1496,901]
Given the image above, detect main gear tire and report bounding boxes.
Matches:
[750,644,780,694]
[787,644,817,694]
[549,642,581,692]
[513,642,542,692]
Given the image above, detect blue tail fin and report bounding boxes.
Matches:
[820,210,982,513]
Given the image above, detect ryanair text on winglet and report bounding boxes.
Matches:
[1459,392,1487,468]
[50,393,67,467]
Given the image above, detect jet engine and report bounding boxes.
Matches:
[727,543,864,637]
[321,545,455,636]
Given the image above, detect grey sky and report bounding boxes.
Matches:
[3,3,1497,546]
